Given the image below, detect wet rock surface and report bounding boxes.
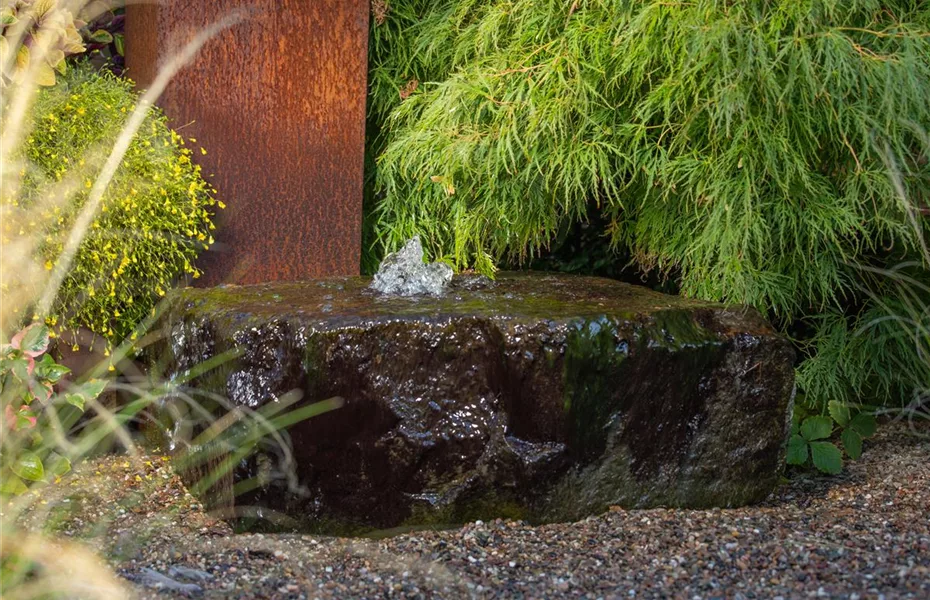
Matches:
[161,272,795,532]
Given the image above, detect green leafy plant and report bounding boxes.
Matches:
[0,323,107,495]
[10,61,219,347]
[787,401,878,474]
[366,0,930,411]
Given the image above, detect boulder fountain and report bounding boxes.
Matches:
[131,3,795,532]
[161,239,795,532]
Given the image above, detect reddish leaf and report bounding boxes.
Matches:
[3,404,38,431]
[10,328,27,349]
[31,381,53,403]
[3,404,15,430]
[17,407,37,429]
[11,324,50,357]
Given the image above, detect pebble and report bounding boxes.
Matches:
[135,567,203,596]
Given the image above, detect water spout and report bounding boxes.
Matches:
[370,236,453,297]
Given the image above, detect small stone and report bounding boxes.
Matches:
[168,566,214,583]
[134,567,203,596]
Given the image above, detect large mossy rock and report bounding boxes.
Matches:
[162,273,795,532]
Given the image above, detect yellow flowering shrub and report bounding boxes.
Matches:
[15,63,218,346]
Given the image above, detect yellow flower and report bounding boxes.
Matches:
[44,260,53,270]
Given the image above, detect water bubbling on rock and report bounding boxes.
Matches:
[370,236,453,296]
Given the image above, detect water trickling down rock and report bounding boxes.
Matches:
[160,273,795,533]
[370,236,453,296]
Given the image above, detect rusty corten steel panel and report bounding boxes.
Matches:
[125,0,369,284]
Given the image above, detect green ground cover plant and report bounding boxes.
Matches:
[0,323,106,496]
[787,400,878,474]
[366,0,930,412]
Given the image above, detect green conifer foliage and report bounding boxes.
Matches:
[367,1,930,408]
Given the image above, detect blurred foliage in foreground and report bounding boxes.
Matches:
[1,5,324,596]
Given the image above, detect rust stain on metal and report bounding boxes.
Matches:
[125,0,369,284]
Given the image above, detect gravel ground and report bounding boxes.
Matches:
[19,421,930,599]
